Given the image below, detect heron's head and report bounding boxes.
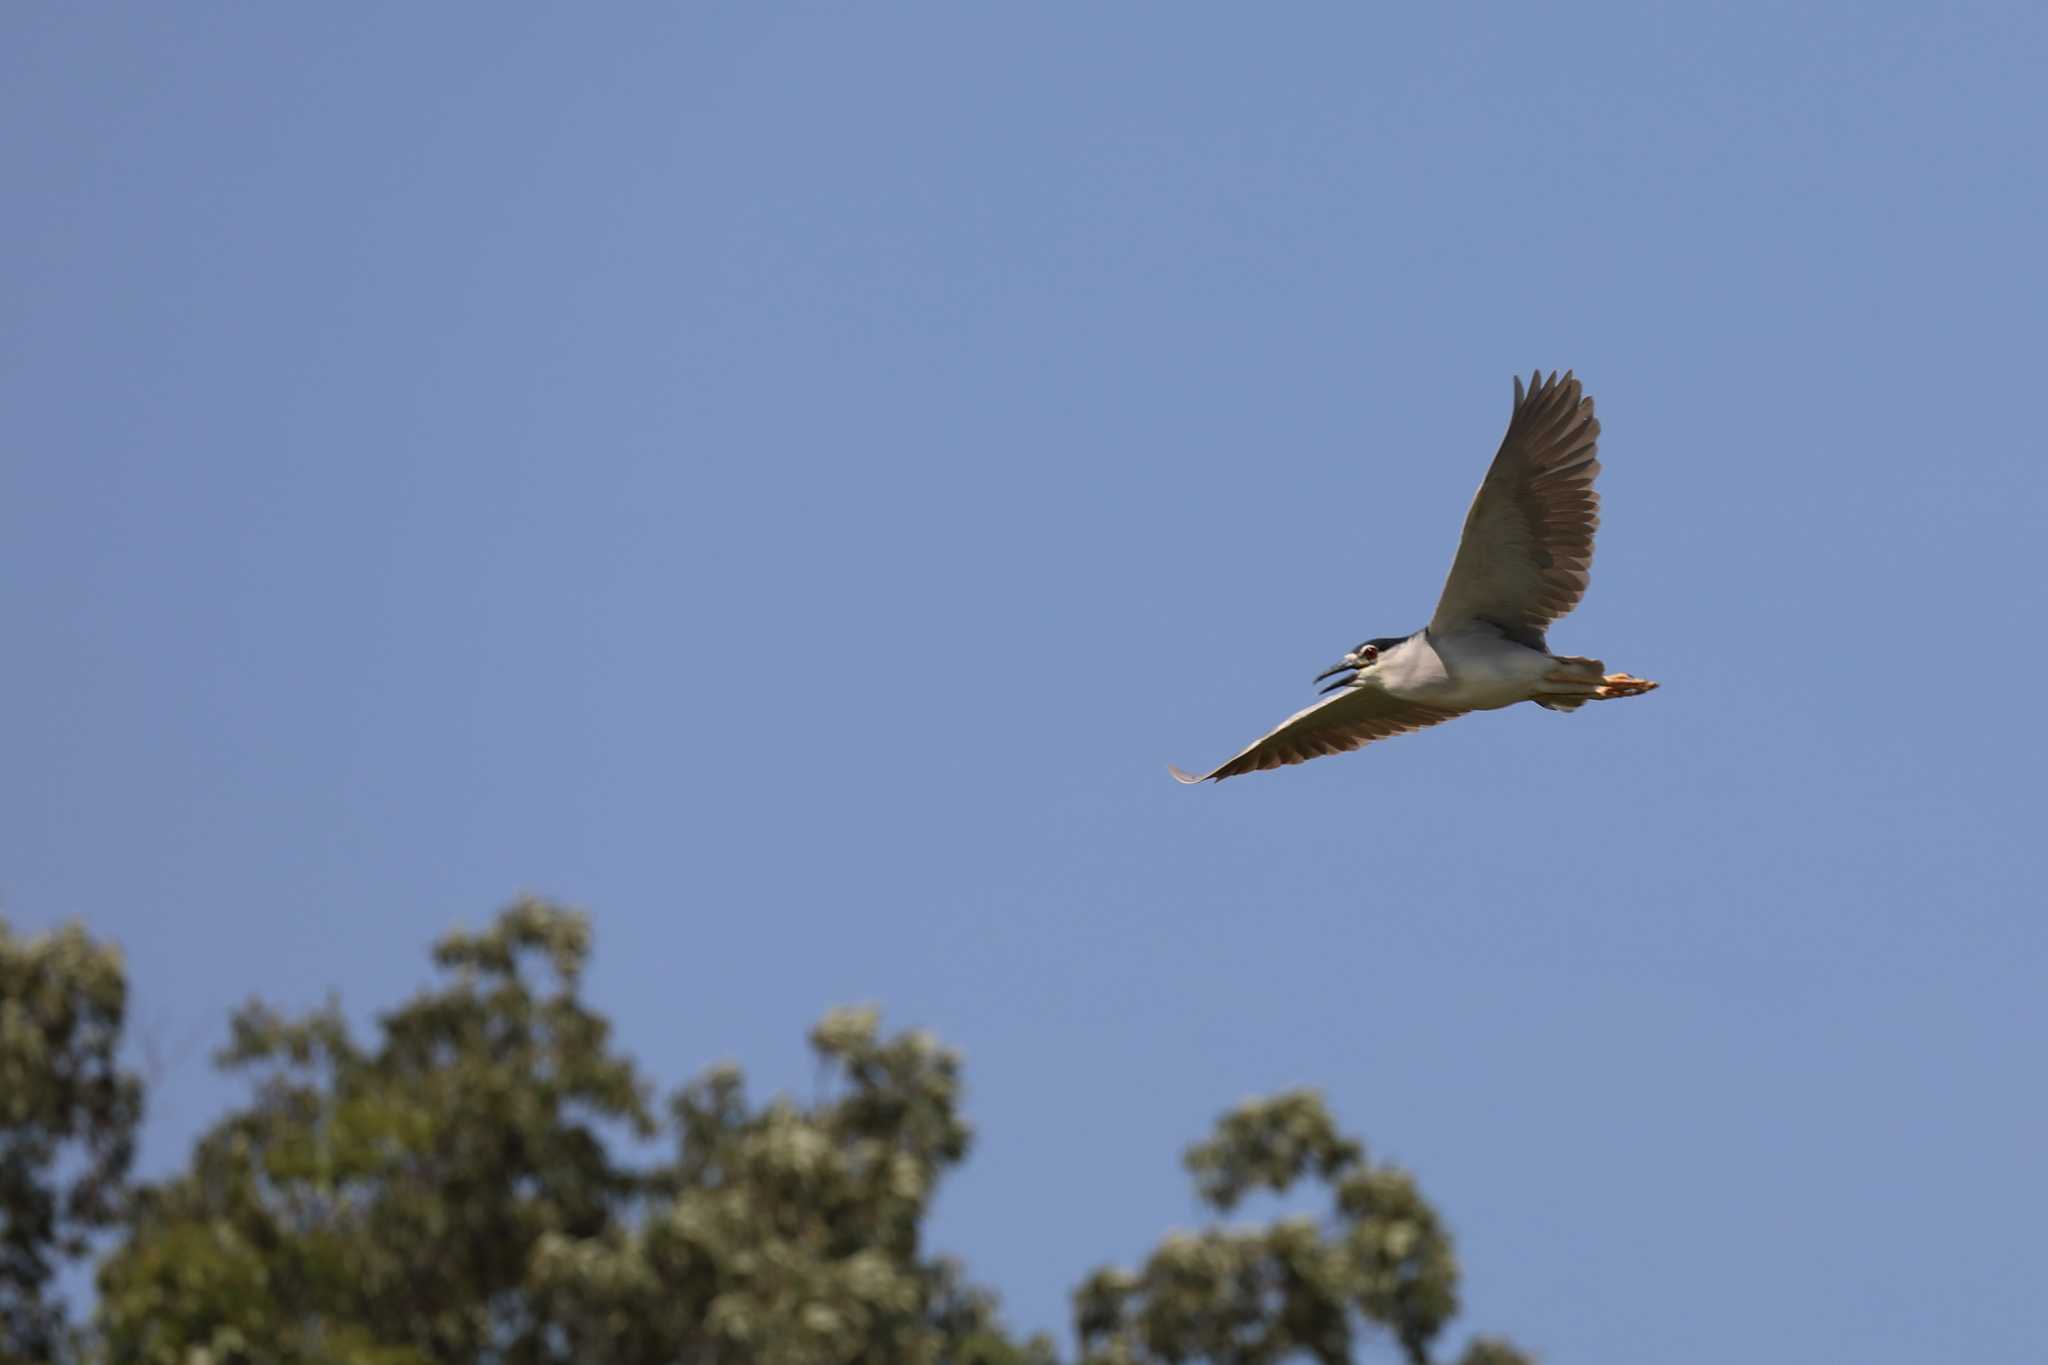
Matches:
[1314,636,1408,694]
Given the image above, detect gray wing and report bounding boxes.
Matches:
[1429,370,1601,650]
[1170,686,1467,783]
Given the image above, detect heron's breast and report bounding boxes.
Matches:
[1428,633,1551,710]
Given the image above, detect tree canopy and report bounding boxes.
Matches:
[2,901,1530,1364]
[0,916,142,1365]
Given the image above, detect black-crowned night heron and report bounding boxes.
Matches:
[1171,371,1658,784]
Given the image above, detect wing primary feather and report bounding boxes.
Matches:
[1432,370,1606,644]
[1170,688,1470,785]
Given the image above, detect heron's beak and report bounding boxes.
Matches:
[1315,660,1356,694]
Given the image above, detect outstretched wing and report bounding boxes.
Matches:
[1430,371,1601,649]
[1170,686,1467,783]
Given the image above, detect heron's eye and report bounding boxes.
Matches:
[1361,645,1379,664]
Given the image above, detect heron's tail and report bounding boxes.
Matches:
[1535,657,1658,710]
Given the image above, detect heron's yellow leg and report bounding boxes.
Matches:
[1593,673,1659,699]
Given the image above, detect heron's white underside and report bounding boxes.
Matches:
[1373,625,1558,712]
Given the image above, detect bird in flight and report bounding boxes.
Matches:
[1171,370,1657,784]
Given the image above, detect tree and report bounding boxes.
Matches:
[527,1004,1055,1365]
[69,900,1528,1362]
[95,900,653,1364]
[0,917,142,1365]
[92,902,1050,1365]
[1073,1091,1528,1365]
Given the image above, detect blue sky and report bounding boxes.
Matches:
[5,4,2045,1360]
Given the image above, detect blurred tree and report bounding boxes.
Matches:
[91,903,1051,1365]
[1073,1092,1529,1365]
[528,1005,1055,1365]
[0,917,142,1365]
[94,900,653,1364]
[67,901,1526,1363]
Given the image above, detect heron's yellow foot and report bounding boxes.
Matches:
[1594,673,1659,699]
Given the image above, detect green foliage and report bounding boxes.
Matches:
[92,904,1053,1365]
[0,900,1532,1363]
[0,917,142,1365]
[1074,1091,1527,1365]
[530,1005,1055,1364]
[95,899,653,1364]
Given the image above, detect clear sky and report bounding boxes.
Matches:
[5,4,2045,1360]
